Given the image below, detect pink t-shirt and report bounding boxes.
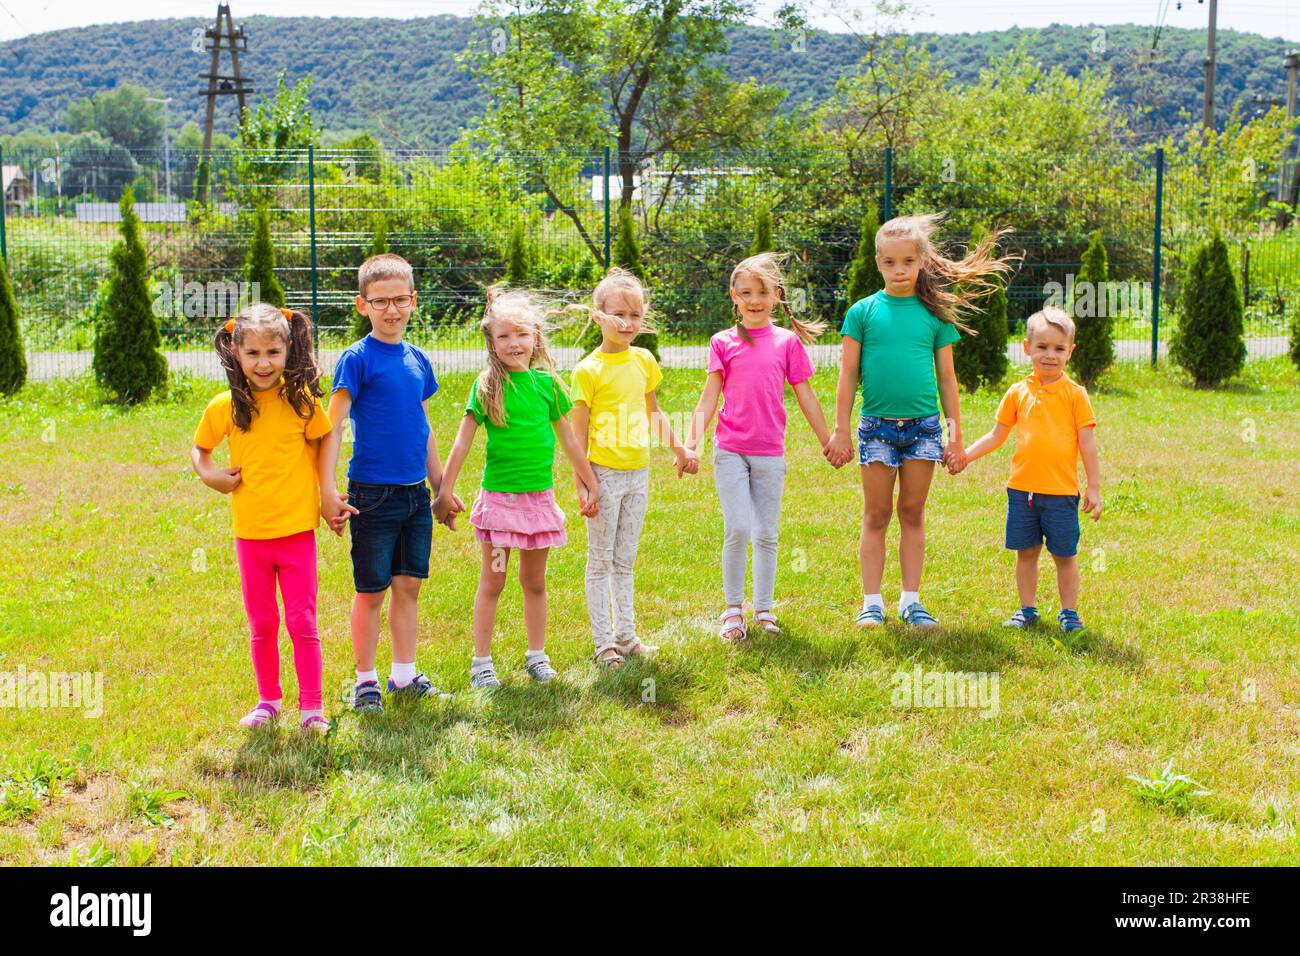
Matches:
[707,322,815,457]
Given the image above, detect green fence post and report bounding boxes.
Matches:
[308,146,320,360]
[883,147,893,222]
[1151,147,1164,368]
[603,146,612,267]
[0,144,7,264]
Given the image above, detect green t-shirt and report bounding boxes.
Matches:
[840,290,961,418]
[465,368,573,492]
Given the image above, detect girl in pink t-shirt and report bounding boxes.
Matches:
[685,253,834,640]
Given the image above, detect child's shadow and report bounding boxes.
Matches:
[591,655,696,725]
[870,622,1025,673]
[1033,624,1144,668]
[479,679,583,737]
[742,623,863,674]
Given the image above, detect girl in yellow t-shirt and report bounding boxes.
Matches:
[569,268,696,668]
[191,303,332,732]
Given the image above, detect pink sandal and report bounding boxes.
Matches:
[238,702,280,728]
[718,606,746,642]
[300,714,329,735]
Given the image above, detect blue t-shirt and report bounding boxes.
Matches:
[331,335,438,484]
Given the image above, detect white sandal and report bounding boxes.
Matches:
[594,645,625,669]
[753,610,781,634]
[718,606,746,642]
[615,637,657,658]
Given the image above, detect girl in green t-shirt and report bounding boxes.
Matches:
[435,287,602,690]
[826,213,1016,629]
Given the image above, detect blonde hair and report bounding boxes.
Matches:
[476,284,564,428]
[875,213,1017,334]
[214,301,321,432]
[729,252,826,345]
[1026,306,1076,343]
[358,253,414,298]
[571,266,658,344]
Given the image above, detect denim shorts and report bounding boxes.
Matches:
[1005,488,1080,557]
[347,481,433,592]
[857,413,945,468]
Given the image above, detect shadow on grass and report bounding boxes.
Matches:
[479,679,583,737]
[866,622,1025,672]
[740,623,863,674]
[1033,625,1144,668]
[590,655,696,725]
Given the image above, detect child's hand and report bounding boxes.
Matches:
[321,489,359,537]
[433,492,464,530]
[1081,487,1103,521]
[205,466,242,493]
[942,442,966,475]
[578,481,600,518]
[675,447,699,477]
[825,429,854,469]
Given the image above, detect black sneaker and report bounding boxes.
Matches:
[353,680,384,712]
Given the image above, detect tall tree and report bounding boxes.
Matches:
[0,253,26,395]
[93,187,168,404]
[64,84,166,153]
[462,0,788,264]
[246,204,286,309]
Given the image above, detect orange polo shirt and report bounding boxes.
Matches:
[995,370,1097,496]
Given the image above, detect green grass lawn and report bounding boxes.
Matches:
[1,359,1297,865]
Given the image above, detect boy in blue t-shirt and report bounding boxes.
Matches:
[319,253,465,711]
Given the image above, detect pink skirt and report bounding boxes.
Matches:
[470,489,567,550]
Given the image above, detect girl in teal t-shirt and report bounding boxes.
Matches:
[826,212,1016,629]
[435,287,602,689]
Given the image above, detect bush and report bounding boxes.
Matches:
[92,188,168,404]
[504,219,529,285]
[1068,230,1114,389]
[612,205,644,280]
[245,203,285,309]
[0,253,26,395]
[952,224,1009,393]
[1171,232,1246,388]
[750,206,773,255]
[1289,309,1300,374]
[844,205,884,310]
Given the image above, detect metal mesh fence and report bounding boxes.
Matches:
[2,143,1294,382]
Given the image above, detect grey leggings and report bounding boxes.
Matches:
[713,447,787,611]
[585,464,650,650]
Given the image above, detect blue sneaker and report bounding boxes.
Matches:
[1004,606,1040,628]
[900,602,939,629]
[353,680,383,713]
[855,604,885,627]
[387,672,449,701]
[1058,608,1085,633]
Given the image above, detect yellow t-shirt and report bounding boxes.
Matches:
[995,371,1097,496]
[193,384,332,539]
[570,346,663,470]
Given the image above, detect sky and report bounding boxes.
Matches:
[0,0,1296,43]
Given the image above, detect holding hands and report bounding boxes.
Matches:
[823,428,854,469]
[432,490,466,530]
[321,488,359,536]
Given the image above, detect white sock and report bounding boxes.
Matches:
[525,648,548,663]
[356,670,377,686]
[899,591,920,615]
[390,661,417,688]
[862,594,884,610]
[471,655,493,672]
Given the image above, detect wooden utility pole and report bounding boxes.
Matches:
[1203,0,1218,129]
[1284,50,1300,213]
[198,2,253,202]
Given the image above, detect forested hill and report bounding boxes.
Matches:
[2,15,1291,146]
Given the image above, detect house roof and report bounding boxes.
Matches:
[3,165,28,192]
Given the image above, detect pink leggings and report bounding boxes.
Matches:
[234,530,323,710]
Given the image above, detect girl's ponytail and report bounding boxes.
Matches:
[731,252,827,345]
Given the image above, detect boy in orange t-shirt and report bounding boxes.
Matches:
[957,307,1103,633]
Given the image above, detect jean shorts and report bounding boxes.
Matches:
[1005,488,1080,557]
[857,413,945,468]
[347,481,433,592]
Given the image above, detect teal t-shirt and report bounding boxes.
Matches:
[840,291,961,418]
[466,368,573,492]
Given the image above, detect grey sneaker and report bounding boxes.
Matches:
[470,662,501,690]
[526,654,558,683]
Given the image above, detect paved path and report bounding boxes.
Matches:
[23,337,1290,382]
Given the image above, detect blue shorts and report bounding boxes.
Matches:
[347,481,433,592]
[1005,489,1080,557]
[857,413,945,468]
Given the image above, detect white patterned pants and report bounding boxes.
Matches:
[585,464,650,650]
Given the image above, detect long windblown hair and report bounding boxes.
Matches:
[476,284,563,428]
[562,266,659,345]
[875,213,1018,334]
[729,252,827,345]
[214,301,322,432]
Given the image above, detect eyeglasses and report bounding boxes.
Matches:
[362,295,414,310]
